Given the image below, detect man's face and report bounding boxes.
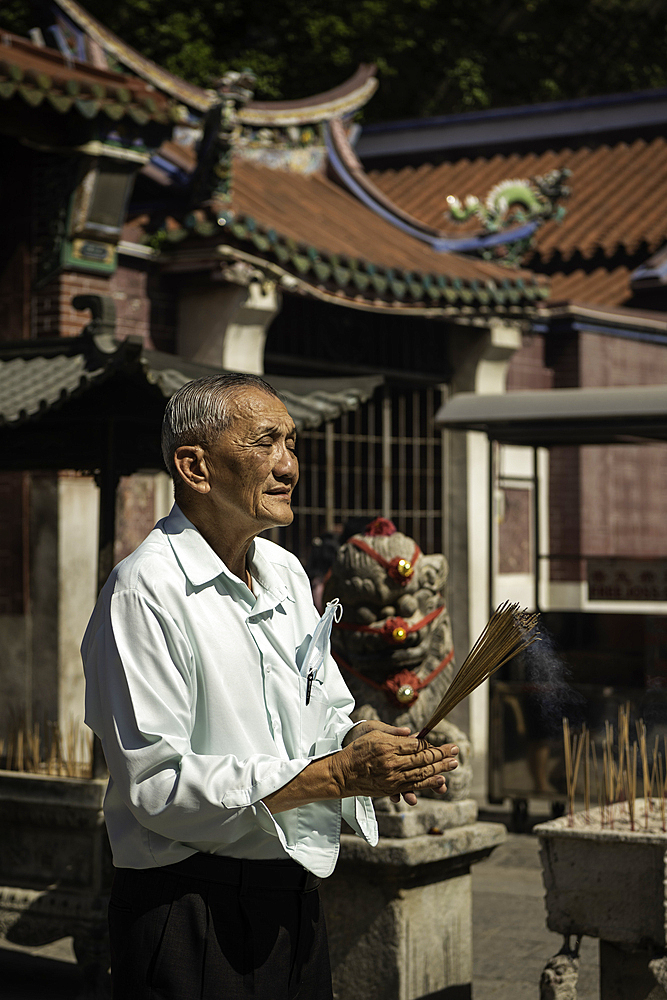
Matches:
[205,387,299,534]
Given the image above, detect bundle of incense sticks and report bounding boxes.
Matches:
[417,601,540,740]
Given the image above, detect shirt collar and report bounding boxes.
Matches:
[163,505,231,587]
[162,505,293,610]
[247,539,294,611]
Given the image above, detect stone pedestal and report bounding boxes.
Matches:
[536,807,667,1000]
[0,769,112,998]
[320,800,506,1000]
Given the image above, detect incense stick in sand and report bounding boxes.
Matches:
[417,601,539,740]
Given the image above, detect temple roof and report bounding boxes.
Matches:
[548,267,634,307]
[51,0,378,124]
[357,88,667,164]
[0,332,382,472]
[360,91,667,311]
[42,2,549,315]
[0,31,179,126]
[236,65,378,127]
[368,137,667,269]
[162,155,549,314]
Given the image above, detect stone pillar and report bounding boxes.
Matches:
[320,801,506,1000]
[177,279,280,373]
[446,320,523,788]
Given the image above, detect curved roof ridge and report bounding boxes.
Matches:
[53,0,214,111]
[328,119,445,238]
[53,1,377,125]
[326,121,542,255]
[239,65,377,125]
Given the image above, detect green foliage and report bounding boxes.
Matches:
[1,0,36,37]
[2,0,667,121]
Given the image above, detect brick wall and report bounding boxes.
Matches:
[114,474,157,565]
[32,262,177,349]
[549,446,582,580]
[579,332,667,559]
[579,331,667,387]
[546,331,667,578]
[506,333,553,390]
[506,330,667,580]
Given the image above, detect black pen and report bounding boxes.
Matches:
[305,669,314,705]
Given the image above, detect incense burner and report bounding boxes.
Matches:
[536,807,667,1000]
[323,519,472,800]
[0,769,112,996]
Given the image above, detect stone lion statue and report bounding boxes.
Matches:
[323,517,472,801]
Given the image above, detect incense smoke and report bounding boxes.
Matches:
[521,626,585,738]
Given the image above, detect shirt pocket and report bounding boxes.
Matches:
[299,676,329,756]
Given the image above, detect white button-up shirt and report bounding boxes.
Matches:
[82,505,377,878]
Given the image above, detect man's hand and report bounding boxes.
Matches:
[342,719,412,747]
[331,730,459,803]
[262,721,458,815]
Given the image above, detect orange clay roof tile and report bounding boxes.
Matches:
[548,267,633,306]
[228,157,543,288]
[369,138,667,266]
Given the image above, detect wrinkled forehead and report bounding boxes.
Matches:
[226,386,294,433]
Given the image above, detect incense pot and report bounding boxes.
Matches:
[537,711,667,1000]
[324,520,472,804]
[0,768,112,996]
[537,810,667,1000]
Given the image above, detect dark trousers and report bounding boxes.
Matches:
[108,856,333,1000]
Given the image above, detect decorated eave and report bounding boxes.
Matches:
[161,209,549,315]
[355,90,667,304]
[156,132,550,315]
[327,119,570,266]
[0,31,180,126]
[51,0,377,124]
[48,1,548,312]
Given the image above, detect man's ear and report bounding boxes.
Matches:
[174,445,210,494]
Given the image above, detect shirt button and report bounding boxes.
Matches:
[265,664,272,673]
[274,720,281,733]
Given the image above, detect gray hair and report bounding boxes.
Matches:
[161,373,281,481]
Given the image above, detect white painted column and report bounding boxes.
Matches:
[449,320,523,789]
[177,280,280,374]
[153,471,174,521]
[57,474,99,742]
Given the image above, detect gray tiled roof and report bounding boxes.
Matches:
[0,335,382,432]
[0,353,107,427]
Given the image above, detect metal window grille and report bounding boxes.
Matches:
[268,384,446,563]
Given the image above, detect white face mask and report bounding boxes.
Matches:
[301,599,343,701]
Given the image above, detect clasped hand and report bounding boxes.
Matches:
[337,720,458,806]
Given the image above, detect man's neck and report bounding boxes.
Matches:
[176,498,254,583]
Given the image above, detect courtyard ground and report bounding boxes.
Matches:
[0,800,600,999]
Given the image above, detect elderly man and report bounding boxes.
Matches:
[82,373,458,1000]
